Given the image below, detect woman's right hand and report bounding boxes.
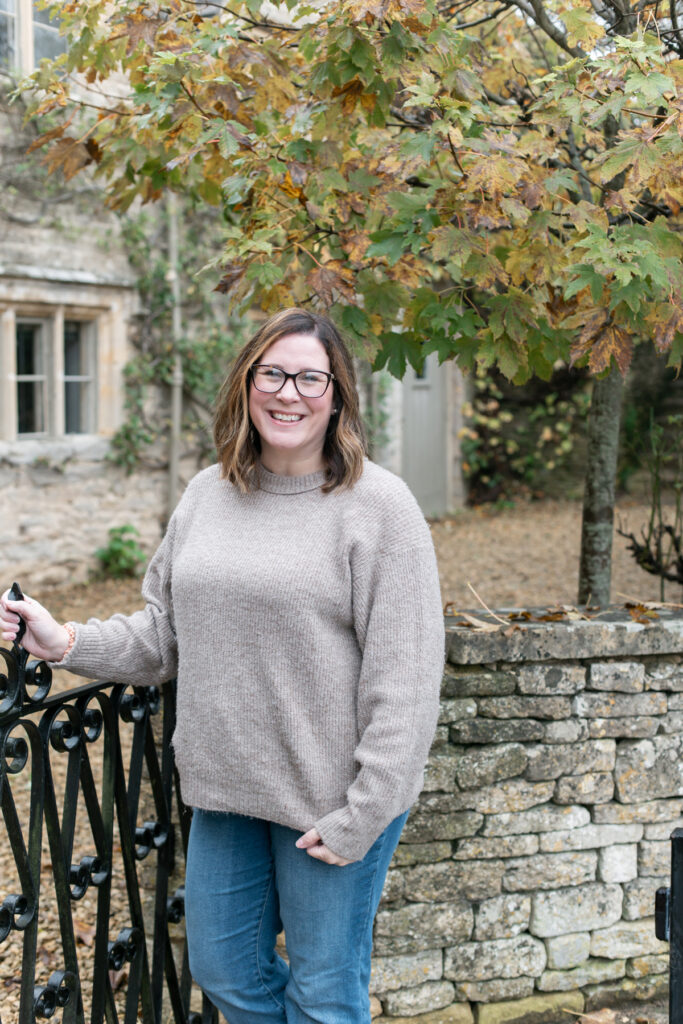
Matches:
[0,590,70,662]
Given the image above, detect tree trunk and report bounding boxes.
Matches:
[578,369,624,607]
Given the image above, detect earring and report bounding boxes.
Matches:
[332,407,338,414]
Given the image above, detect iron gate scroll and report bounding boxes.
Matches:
[0,631,216,1023]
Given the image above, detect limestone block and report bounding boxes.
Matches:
[544,933,590,970]
[382,981,456,1016]
[370,950,443,994]
[477,697,571,720]
[644,818,683,840]
[451,720,544,745]
[456,744,528,789]
[392,842,453,867]
[544,719,589,743]
[423,754,460,791]
[529,883,623,938]
[454,835,538,861]
[525,740,615,781]
[655,712,683,735]
[622,876,669,921]
[373,901,473,956]
[666,693,683,710]
[430,725,450,748]
[639,840,671,876]
[573,692,666,718]
[474,990,584,1024]
[590,918,669,959]
[537,958,625,991]
[539,823,643,853]
[626,954,669,977]
[442,665,516,697]
[615,737,683,803]
[375,1005,474,1024]
[502,850,597,891]
[455,977,535,1003]
[593,798,683,824]
[645,661,683,691]
[443,936,547,982]
[474,895,531,940]
[381,869,406,903]
[598,843,638,883]
[587,718,659,739]
[403,860,504,902]
[583,973,668,1009]
[589,662,645,692]
[472,780,555,815]
[514,664,586,695]
[554,772,614,805]
[481,804,590,837]
[401,811,483,843]
[417,792,477,813]
[371,996,383,1018]
[438,698,477,723]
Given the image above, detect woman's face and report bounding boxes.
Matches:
[248,332,335,475]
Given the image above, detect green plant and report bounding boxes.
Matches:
[95,525,147,579]
[460,370,590,504]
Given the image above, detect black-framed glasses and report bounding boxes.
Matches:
[250,364,335,399]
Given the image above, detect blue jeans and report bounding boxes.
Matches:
[184,809,408,1024]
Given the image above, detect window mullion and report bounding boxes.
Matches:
[51,307,65,435]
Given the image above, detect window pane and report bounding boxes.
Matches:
[16,323,42,375]
[0,1,16,14]
[64,321,94,434]
[64,381,84,433]
[33,22,65,62]
[17,382,45,433]
[64,321,82,375]
[0,12,15,68]
[33,1,57,26]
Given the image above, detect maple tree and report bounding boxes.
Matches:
[24,0,683,604]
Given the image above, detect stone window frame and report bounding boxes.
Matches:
[0,0,65,76]
[12,314,98,438]
[0,275,136,450]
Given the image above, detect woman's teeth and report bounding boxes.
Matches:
[271,412,303,422]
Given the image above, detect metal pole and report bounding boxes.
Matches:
[166,192,184,523]
[669,829,683,1023]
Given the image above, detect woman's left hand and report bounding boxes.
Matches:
[295,828,353,866]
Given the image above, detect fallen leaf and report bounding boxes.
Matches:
[73,918,96,947]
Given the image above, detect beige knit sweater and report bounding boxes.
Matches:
[60,460,445,861]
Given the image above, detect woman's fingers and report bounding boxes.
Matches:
[295,828,352,866]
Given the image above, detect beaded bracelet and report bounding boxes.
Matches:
[59,622,77,662]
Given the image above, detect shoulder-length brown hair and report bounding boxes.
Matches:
[214,308,368,492]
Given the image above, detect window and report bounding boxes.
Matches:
[16,320,46,434]
[12,316,97,437]
[0,0,66,75]
[63,320,96,434]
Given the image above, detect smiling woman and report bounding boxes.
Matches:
[0,307,445,1024]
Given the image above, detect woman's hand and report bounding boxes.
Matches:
[0,590,70,662]
[295,828,353,866]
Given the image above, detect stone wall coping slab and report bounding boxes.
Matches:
[446,610,683,663]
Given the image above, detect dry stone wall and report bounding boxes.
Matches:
[371,612,683,1024]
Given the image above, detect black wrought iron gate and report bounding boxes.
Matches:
[0,634,216,1023]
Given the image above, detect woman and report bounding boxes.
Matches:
[1,308,445,1024]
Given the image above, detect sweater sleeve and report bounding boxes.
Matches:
[53,516,178,685]
[314,538,445,862]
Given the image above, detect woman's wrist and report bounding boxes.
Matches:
[56,622,76,662]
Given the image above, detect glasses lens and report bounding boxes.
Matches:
[295,371,329,397]
[253,366,285,392]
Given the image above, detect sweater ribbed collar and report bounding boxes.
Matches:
[257,465,327,494]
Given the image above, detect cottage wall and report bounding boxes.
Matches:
[370,612,683,1024]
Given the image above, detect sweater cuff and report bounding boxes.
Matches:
[314,806,374,863]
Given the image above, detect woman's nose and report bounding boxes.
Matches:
[278,377,300,400]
